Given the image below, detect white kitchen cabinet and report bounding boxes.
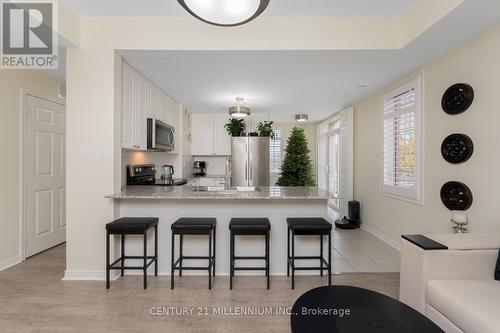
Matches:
[214,113,231,155]
[191,113,231,156]
[122,62,147,150]
[147,83,161,121]
[135,74,148,150]
[123,62,183,151]
[122,63,135,149]
[191,177,226,187]
[191,113,214,155]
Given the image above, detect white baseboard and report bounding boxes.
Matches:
[0,256,22,272]
[361,224,401,251]
[62,270,318,279]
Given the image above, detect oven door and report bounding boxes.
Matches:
[147,118,175,151]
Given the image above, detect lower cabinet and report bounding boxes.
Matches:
[191,177,226,187]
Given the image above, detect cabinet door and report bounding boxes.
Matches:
[168,100,181,153]
[191,113,214,155]
[122,63,135,149]
[214,113,231,155]
[148,84,159,119]
[135,74,148,150]
[160,94,169,124]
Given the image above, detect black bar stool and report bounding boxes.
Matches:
[287,218,332,289]
[171,218,216,290]
[229,218,271,290]
[105,217,159,289]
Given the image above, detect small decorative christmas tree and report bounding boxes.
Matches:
[276,127,316,186]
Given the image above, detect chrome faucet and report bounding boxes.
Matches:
[225,156,232,189]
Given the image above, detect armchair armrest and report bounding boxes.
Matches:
[399,234,500,314]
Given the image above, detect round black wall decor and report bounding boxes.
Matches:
[440,181,473,211]
[441,83,474,115]
[441,134,474,164]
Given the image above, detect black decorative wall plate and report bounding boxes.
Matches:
[441,134,474,164]
[440,181,473,211]
[441,83,474,115]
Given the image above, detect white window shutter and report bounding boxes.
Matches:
[381,77,422,203]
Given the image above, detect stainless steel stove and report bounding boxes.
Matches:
[127,164,187,186]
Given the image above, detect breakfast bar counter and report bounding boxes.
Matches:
[106,186,335,278]
[106,186,335,200]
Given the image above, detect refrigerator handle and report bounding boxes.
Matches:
[245,141,248,181]
[249,148,253,181]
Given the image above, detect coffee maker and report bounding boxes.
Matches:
[193,161,206,177]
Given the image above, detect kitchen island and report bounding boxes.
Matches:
[106,186,335,278]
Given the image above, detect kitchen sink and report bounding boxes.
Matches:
[193,186,237,194]
[192,186,260,194]
[235,186,260,192]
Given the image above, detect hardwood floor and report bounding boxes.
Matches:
[0,245,399,332]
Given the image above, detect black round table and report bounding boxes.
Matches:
[291,286,444,333]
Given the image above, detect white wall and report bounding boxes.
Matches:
[353,24,500,249]
[0,70,64,270]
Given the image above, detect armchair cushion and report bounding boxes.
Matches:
[496,250,500,281]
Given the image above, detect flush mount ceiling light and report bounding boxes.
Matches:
[229,97,251,118]
[177,0,270,27]
[295,114,309,122]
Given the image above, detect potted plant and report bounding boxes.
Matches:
[224,118,246,137]
[256,121,275,139]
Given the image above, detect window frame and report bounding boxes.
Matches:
[269,129,282,185]
[380,75,424,205]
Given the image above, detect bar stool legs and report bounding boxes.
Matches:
[170,218,217,290]
[286,218,333,290]
[105,217,159,290]
[143,229,148,290]
[106,230,110,289]
[328,230,332,286]
[291,230,295,290]
[265,232,270,290]
[229,218,271,290]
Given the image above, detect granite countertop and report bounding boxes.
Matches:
[106,186,337,200]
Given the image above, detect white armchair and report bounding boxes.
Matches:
[400,234,500,333]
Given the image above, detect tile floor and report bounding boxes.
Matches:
[331,228,401,274]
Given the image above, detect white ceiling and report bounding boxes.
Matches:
[119,0,500,122]
[62,0,416,18]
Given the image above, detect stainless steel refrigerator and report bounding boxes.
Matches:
[231,137,270,187]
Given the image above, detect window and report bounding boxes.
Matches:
[270,130,282,185]
[382,77,422,203]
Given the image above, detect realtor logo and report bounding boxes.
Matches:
[1,0,58,69]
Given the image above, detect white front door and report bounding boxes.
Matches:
[25,95,66,257]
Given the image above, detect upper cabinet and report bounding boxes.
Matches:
[122,62,180,152]
[122,62,147,150]
[191,113,231,156]
[214,113,231,156]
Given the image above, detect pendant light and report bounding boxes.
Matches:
[229,97,251,118]
[177,0,270,27]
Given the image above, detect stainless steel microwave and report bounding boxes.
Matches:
[147,118,175,151]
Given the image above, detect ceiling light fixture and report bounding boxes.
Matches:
[229,97,251,118]
[177,0,270,27]
[295,114,309,122]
